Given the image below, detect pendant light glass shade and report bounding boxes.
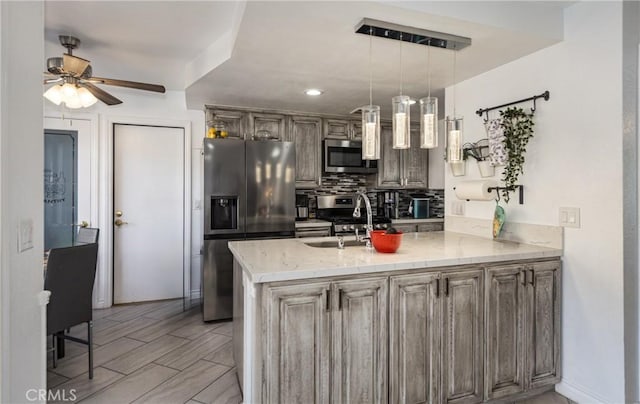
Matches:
[419,97,438,148]
[446,117,463,162]
[392,95,411,149]
[362,105,381,160]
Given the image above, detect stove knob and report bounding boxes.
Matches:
[349,225,355,230]
[382,223,388,229]
[374,224,381,229]
[342,225,348,231]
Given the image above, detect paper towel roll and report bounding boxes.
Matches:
[454,180,499,201]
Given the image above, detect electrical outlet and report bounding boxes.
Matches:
[18,219,34,252]
[451,201,465,216]
[559,207,580,228]
[193,199,202,210]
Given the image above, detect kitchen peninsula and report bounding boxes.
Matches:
[230,232,562,403]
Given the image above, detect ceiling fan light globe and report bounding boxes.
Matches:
[77,87,98,107]
[63,95,82,109]
[43,85,63,105]
[61,82,77,98]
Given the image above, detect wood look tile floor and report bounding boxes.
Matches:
[47,299,241,404]
[47,299,571,404]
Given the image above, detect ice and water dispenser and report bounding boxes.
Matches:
[210,196,238,230]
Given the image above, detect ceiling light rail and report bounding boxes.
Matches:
[355,18,471,50]
[476,91,550,120]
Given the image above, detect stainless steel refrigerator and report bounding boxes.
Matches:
[202,138,295,321]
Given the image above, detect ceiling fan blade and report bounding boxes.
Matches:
[87,77,166,93]
[81,82,123,106]
[63,53,90,77]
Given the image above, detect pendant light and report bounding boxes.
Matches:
[446,45,463,162]
[392,33,410,149]
[362,27,380,160]
[419,39,438,149]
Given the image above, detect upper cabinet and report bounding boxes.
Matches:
[205,108,246,139]
[248,112,287,140]
[323,119,362,141]
[287,116,322,188]
[377,123,429,189]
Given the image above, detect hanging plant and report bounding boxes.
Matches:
[500,107,534,202]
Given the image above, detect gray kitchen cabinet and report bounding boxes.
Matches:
[205,108,246,139]
[331,277,388,404]
[485,261,561,400]
[377,124,429,189]
[248,112,287,140]
[389,272,441,404]
[263,281,331,404]
[323,119,362,140]
[263,276,387,404]
[288,116,322,188]
[442,269,484,404]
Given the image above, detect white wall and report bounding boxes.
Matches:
[444,2,625,402]
[1,1,46,402]
[44,89,206,307]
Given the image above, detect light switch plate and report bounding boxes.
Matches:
[451,201,465,216]
[18,219,34,252]
[559,207,580,228]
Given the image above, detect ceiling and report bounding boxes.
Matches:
[45,1,574,117]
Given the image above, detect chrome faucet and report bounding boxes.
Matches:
[353,191,373,250]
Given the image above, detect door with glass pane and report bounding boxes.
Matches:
[44,118,93,250]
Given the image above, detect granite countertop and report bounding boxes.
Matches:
[391,218,444,224]
[295,219,332,229]
[229,231,562,284]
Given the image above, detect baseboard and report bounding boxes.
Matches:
[556,379,610,403]
[190,289,201,299]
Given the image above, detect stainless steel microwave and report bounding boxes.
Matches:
[323,139,377,174]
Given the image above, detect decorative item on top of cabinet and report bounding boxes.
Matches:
[485,260,561,401]
[377,123,429,189]
[323,119,362,140]
[205,108,246,139]
[288,116,322,188]
[248,112,286,141]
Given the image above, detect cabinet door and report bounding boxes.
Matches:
[403,129,429,188]
[249,112,286,140]
[332,277,388,404]
[324,119,350,139]
[389,272,441,404]
[417,222,444,232]
[263,281,331,404]
[289,116,322,188]
[377,124,403,188]
[485,265,526,400]
[206,108,246,139]
[526,261,561,389]
[441,269,484,404]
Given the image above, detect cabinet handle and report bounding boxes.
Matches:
[326,289,331,312]
[436,278,440,298]
[521,269,526,285]
[529,269,535,287]
[338,289,343,310]
[444,278,450,296]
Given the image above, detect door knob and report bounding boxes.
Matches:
[115,211,123,217]
[114,219,128,227]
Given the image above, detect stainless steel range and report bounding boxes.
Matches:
[316,195,391,235]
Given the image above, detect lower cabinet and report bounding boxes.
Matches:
[485,261,561,400]
[261,260,560,404]
[262,276,387,404]
[389,269,484,404]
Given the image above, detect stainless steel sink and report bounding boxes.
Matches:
[304,240,363,248]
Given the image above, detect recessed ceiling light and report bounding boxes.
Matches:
[305,89,323,96]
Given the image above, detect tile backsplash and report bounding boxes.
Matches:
[296,173,444,218]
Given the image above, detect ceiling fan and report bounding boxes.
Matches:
[43,35,166,107]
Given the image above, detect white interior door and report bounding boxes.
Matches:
[113,124,184,304]
[44,117,94,249]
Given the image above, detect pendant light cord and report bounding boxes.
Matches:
[399,33,403,95]
[369,27,373,107]
[453,45,457,117]
[427,39,431,98]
